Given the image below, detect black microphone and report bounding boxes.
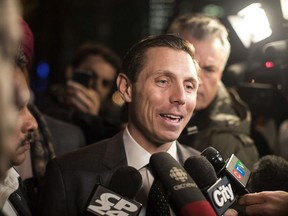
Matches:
[201,147,251,195]
[87,166,142,216]
[184,155,236,216]
[149,152,217,216]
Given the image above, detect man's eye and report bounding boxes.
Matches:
[159,80,167,84]
[202,67,216,73]
[156,79,169,87]
[185,83,194,92]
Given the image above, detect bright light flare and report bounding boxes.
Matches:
[228,3,272,48]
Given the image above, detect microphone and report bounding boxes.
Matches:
[248,155,288,192]
[87,166,142,216]
[184,155,236,216]
[149,152,217,216]
[201,147,251,195]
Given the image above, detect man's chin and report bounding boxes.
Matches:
[11,154,26,166]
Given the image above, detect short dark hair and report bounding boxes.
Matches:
[248,155,288,192]
[122,34,198,83]
[71,42,122,75]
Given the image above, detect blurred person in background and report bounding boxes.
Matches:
[13,18,86,215]
[0,0,21,178]
[0,0,33,215]
[0,16,39,215]
[167,13,259,169]
[35,42,124,144]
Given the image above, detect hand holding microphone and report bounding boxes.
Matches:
[87,166,142,216]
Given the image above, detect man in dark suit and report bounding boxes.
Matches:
[38,34,201,216]
[0,47,38,216]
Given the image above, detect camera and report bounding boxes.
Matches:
[72,70,94,88]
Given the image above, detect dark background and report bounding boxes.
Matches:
[21,0,288,121]
[21,0,286,83]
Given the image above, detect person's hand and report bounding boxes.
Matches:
[223,208,238,216]
[66,80,101,115]
[238,191,288,216]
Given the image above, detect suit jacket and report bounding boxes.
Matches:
[8,178,32,216]
[44,115,86,156]
[38,131,200,216]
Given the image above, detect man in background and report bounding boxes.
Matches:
[0,37,38,216]
[0,0,21,178]
[14,18,86,215]
[168,13,259,168]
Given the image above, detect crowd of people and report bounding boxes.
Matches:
[0,1,288,216]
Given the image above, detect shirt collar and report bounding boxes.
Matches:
[123,127,178,170]
[0,167,20,208]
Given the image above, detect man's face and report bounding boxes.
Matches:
[77,55,117,102]
[182,34,227,110]
[6,68,38,167]
[127,47,199,146]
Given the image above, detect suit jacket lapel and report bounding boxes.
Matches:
[8,178,32,216]
[102,131,128,169]
[176,141,200,165]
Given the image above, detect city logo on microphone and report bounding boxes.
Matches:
[207,176,236,215]
[169,167,197,190]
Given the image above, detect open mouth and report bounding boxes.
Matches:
[160,114,183,122]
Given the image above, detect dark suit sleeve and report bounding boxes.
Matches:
[38,159,69,216]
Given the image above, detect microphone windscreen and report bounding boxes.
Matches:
[108,166,142,199]
[201,147,225,173]
[150,152,216,216]
[184,155,218,190]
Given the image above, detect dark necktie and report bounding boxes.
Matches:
[8,178,32,216]
[146,178,170,216]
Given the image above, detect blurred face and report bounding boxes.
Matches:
[77,55,116,102]
[182,34,227,110]
[6,68,38,167]
[0,64,18,175]
[120,47,199,149]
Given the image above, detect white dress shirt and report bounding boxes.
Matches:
[123,127,178,216]
[0,167,20,216]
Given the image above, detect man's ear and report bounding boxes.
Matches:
[116,73,132,102]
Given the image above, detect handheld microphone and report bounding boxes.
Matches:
[87,166,142,216]
[201,147,250,195]
[184,155,236,216]
[149,152,217,216]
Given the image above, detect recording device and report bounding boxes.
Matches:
[72,70,94,88]
[149,152,217,216]
[87,166,142,216]
[201,147,251,195]
[184,155,236,216]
